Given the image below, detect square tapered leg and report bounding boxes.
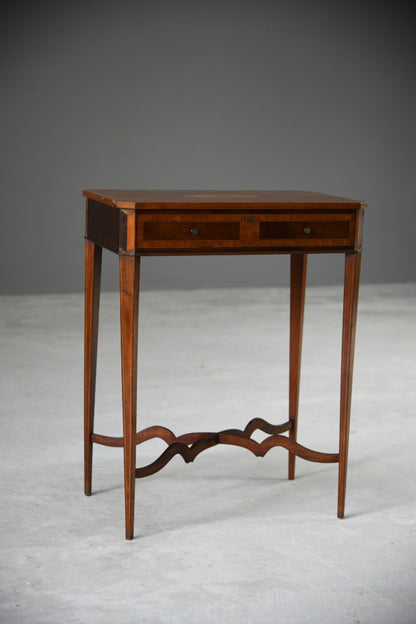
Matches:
[338,251,361,518]
[119,254,140,539]
[84,240,102,496]
[288,253,307,480]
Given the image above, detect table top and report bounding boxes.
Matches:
[83,189,366,211]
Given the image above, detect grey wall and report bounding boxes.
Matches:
[1,0,415,294]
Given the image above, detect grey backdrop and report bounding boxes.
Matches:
[1,0,415,294]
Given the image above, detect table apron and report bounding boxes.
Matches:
[85,200,363,254]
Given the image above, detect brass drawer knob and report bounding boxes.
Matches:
[190,227,199,235]
[303,225,312,234]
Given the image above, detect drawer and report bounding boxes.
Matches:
[121,210,361,254]
[136,214,244,250]
[257,213,356,248]
[143,220,240,242]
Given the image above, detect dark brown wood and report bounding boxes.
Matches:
[288,253,307,480]
[86,199,121,253]
[219,433,338,463]
[83,189,365,211]
[241,417,292,437]
[119,254,140,539]
[143,219,241,242]
[338,251,361,518]
[90,417,292,448]
[134,425,339,479]
[83,189,365,539]
[259,216,351,241]
[84,190,364,256]
[91,432,125,447]
[136,212,246,252]
[84,240,102,495]
[133,211,359,254]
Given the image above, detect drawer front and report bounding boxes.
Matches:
[143,220,240,242]
[126,210,361,254]
[136,214,244,250]
[257,213,356,248]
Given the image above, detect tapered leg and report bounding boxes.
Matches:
[119,254,140,540]
[338,251,361,518]
[288,253,307,479]
[84,240,102,496]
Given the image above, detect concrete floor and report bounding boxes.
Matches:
[0,283,415,624]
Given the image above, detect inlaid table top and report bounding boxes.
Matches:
[83,189,365,210]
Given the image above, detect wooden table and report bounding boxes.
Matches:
[83,190,365,540]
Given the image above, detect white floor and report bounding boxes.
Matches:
[0,283,415,624]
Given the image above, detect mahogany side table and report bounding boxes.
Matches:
[83,190,365,539]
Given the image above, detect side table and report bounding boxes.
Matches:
[83,190,365,539]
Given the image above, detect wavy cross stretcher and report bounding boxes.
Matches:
[91,417,339,479]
